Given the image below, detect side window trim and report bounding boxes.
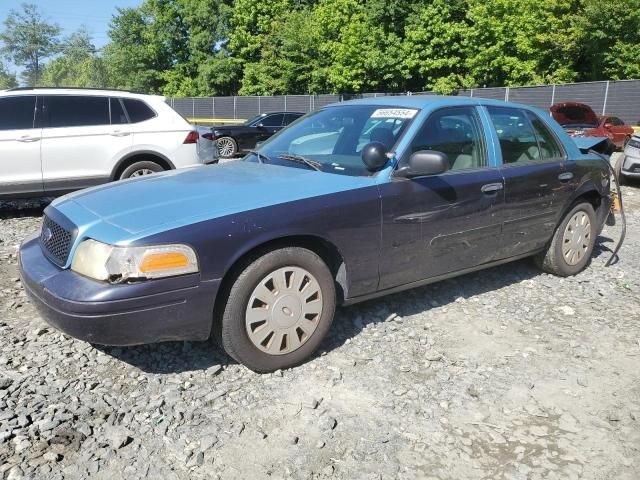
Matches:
[398,105,490,174]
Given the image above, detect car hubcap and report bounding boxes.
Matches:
[217,138,235,157]
[130,168,155,177]
[245,266,323,356]
[562,211,591,266]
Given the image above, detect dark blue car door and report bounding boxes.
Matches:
[378,105,505,290]
[484,106,573,259]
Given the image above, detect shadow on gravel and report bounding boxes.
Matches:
[0,198,52,219]
[321,235,619,354]
[96,338,235,374]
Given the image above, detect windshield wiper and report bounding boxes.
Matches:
[278,154,323,171]
[246,149,270,164]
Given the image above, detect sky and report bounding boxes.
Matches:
[0,0,143,72]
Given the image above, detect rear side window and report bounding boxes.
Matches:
[487,106,541,165]
[284,113,301,125]
[0,96,36,130]
[122,98,156,123]
[526,112,564,160]
[110,98,128,125]
[44,95,109,128]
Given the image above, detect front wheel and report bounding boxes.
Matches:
[218,247,336,372]
[535,202,596,276]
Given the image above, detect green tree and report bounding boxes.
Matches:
[402,0,472,94]
[572,0,640,81]
[40,28,106,87]
[0,62,17,89]
[0,3,61,86]
[465,0,577,88]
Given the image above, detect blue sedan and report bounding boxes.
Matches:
[19,96,612,372]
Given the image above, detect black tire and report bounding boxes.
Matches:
[120,160,164,180]
[535,202,596,277]
[216,136,238,158]
[217,247,336,372]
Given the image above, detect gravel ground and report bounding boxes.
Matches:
[0,168,639,479]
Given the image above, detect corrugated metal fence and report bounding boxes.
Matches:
[168,80,640,125]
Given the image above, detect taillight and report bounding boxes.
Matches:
[183,131,199,144]
[202,132,214,141]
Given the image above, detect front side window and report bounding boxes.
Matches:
[487,106,542,165]
[526,111,564,160]
[122,98,156,123]
[44,95,109,128]
[406,106,487,170]
[261,114,284,127]
[246,105,418,176]
[0,96,36,130]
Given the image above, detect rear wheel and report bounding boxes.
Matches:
[120,161,164,179]
[218,247,336,372]
[535,202,596,276]
[216,136,237,158]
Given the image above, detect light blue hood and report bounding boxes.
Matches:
[52,161,376,243]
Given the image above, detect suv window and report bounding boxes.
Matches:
[261,114,284,127]
[0,96,36,130]
[122,98,156,123]
[526,111,564,160]
[44,95,109,128]
[407,106,487,170]
[110,98,128,125]
[487,106,541,165]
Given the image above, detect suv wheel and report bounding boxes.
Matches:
[120,161,164,180]
[535,202,596,276]
[217,247,336,372]
[216,137,237,158]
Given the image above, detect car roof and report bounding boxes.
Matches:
[328,95,536,111]
[0,87,163,101]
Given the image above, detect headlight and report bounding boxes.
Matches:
[71,239,198,282]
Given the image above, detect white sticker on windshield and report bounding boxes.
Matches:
[371,108,417,119]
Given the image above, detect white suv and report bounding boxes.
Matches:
[0,87,210,198]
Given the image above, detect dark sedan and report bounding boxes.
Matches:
[20,96,612,372]
[207,111,303,158]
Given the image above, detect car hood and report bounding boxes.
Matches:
[550,102,599,128]
[52,161,376,241]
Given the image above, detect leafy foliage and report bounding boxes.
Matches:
[0,2,61,86]
[1,0,640,95]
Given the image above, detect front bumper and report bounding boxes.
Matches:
[19,235,221,346]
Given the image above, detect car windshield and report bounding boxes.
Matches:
[244,105,418,176]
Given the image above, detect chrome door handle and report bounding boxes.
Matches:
[481,183,504,194]
[17,135,40,143]
[558,172,574,182]
[110,131,131,137]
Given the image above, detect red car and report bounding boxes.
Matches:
[550,102,633,149]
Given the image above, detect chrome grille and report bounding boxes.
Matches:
[40,215,73,266]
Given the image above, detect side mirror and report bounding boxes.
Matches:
[361,141,389,172]
[604,122,614,129]
[256,123,265,128]
[396,150,450,178]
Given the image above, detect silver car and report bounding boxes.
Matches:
[619,135,640,181]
